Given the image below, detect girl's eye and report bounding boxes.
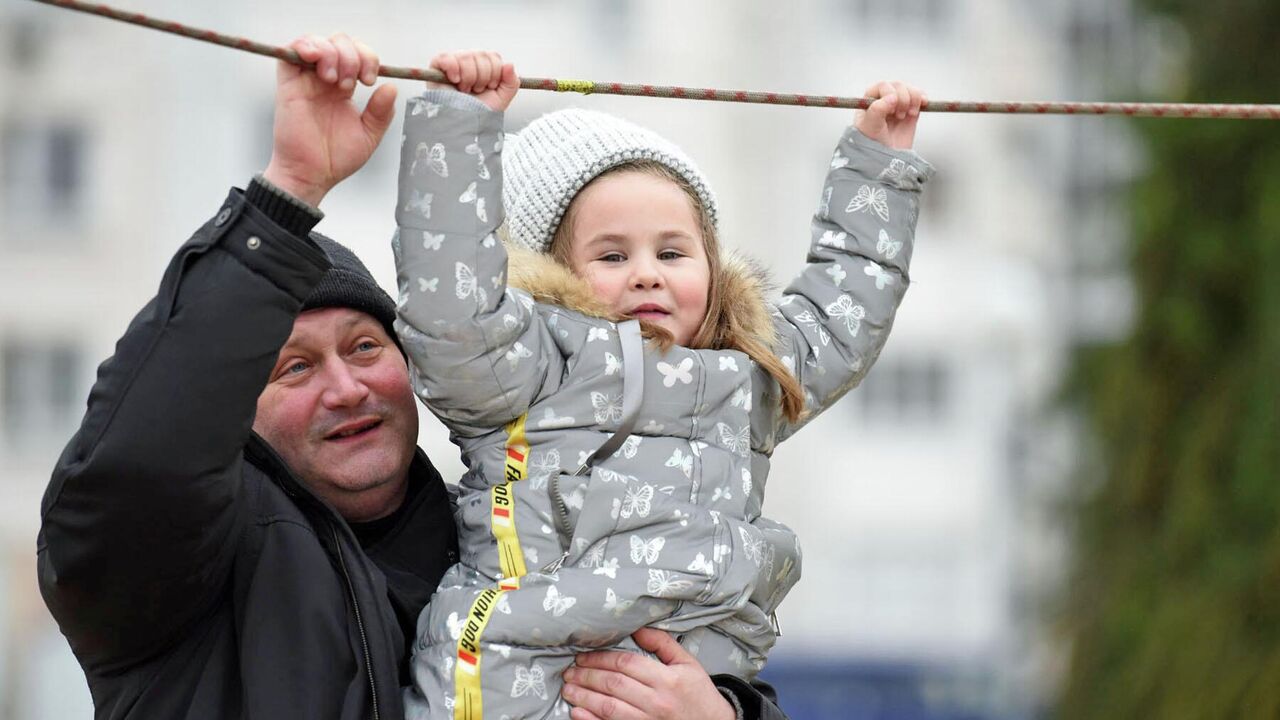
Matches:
[658,250,683,261]
[600,252,626,263]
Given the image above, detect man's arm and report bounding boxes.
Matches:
[37,184,331,669]
[37,34,396,671]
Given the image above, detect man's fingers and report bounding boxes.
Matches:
[631,628,692,667]
[292,35,322,64]
[574,649,666,688]
[310,35,338,83]
[362,83,398,139]
[330,33,360,92]
[354,39,379,86]
[562,673,645,720]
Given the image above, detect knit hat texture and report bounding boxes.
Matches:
[303,233,398,341]
[502,108,718,254]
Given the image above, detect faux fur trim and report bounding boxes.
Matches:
[505,244,779,352]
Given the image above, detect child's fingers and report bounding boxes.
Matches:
[908,86,925,116]
[473,52,494,92]
[878,81,901,114]
[500,63,519,91]
[354,39,379,86]
[485,51,504,90]
[891,80,911,120]
[458,53,480,92]
[431,53,460,84]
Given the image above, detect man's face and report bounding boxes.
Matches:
[253,308,419,522]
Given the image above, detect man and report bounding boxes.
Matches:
[37,34,787,720]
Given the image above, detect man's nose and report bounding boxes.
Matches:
[320,360,370,409]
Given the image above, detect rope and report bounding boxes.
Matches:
[28,0,1280,120]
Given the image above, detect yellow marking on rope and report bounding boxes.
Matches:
[557,79,595,95]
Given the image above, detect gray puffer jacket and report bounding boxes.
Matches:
[394,90,931,720]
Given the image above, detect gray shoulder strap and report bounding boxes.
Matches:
[577,320,644,472]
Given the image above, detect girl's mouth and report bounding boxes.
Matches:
[629,304,670,319]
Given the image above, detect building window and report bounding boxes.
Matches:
[848,0,952,36]
[8,15,47,69]
[852,355,951,423]
[1,339,83,442]
[1,119,87,228]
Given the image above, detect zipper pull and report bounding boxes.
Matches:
[770,612,782,637]
[541,551,570,575]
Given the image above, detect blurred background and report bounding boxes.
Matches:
[2,0,1276,718]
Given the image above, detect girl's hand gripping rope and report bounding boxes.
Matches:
[854,80,926,150]
[263,33,397,207]
[427,50,520,112]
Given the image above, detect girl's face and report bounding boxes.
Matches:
[564,170,710,346]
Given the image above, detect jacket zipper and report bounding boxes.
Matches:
[542,475,574,573]
[248,435,384,719]
[332,522,381,720]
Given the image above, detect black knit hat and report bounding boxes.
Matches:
[303,233,398,342]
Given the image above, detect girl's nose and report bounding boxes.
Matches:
[630,256,663,289]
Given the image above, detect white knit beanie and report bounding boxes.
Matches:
[501,108,719,253]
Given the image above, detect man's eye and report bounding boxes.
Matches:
[356,340,378,352]
[284,361,309,375]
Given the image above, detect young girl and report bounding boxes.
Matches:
[394,52,930,719]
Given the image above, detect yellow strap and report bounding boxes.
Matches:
[491,414,530,580]
[452,583,516,720]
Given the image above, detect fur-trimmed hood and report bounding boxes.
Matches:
[504,244,780,354]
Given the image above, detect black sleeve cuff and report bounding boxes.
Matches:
[245,174,325,237]
[712,675,784,720]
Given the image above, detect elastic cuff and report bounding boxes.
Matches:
[415,88,496,114]
[718,686,746,720]
[843,128,936,182]
[247,174,325,237]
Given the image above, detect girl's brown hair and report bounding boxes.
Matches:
[549,160,805,423]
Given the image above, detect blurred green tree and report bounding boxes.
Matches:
[1059,1,1280,718]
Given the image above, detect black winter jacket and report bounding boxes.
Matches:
[37,188,457,719]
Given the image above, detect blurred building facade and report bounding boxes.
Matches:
[0,1,1151,718]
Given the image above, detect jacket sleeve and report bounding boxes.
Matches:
[713,675,791,720]
[770,128,933,443]
[36,187,330,670]
[394,90,558,434]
